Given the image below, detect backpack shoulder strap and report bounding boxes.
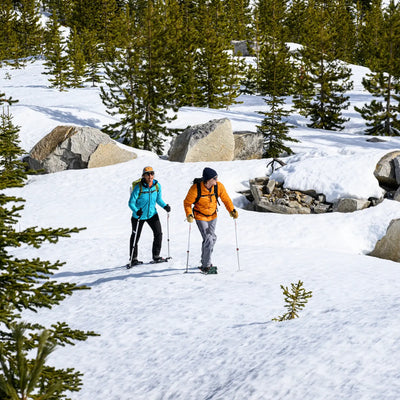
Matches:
[194,181,201,204]
[215,182,220,205]
[192,178,202,205]
[131,178,143,197]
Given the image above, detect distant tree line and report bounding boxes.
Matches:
[1,0,400,155]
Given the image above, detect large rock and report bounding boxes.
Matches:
[168,118,234,162]
[25,126,113,173]
[233,131,263,160]
[88,143,136,168]
[374,151,400,188]
[333,198,371,213]
[369,219,400,262]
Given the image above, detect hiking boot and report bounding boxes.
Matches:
[198,265,218,274]
[130,259,143,267]
[153,256,167,263]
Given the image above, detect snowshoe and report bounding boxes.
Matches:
[127,259,143,269]
[151,257,168,264]
[198,265,218,274]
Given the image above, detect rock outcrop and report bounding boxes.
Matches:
[248,177,332,214]
[168,118,234,162]
[247,177,380,215]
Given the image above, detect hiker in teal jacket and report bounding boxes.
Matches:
[128,166,171,266]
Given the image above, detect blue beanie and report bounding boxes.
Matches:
[202,167,218,182]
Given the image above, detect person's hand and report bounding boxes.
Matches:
[137,209,143,218]
[229,209,238,219]
[187,214,194,223]
[164,204,171,213]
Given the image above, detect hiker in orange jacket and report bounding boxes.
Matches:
[183,167,238,273]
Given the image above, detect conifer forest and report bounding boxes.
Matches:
[1,0,400,154]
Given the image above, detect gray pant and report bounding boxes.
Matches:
[196,218,217,268]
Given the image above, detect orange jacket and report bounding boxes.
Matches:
[183,181,234,221]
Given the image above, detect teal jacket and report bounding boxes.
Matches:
[128,179,167,220]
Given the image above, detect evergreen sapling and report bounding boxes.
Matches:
[273,280,312,321]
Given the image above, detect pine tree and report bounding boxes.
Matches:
[223,0,253,42]
[67,26,87,87]
[330,0,357,63]
[163,0,199,107]
[293,0,353,131]
[15,0,43,61]
[255,0,298,157]
[43,10,71,91]
[286,0,308,44]
[100,44,144,148]
[358,0,384,69]
[42,0,74,25]
[257,40,298,158]
[0,0,20,65]
[100,2,177,152]
[81,28,102,87]
[256,0,290,43]
[193,0,242,108]
[256,0,293,96]
[0,106,96,399]
[257,94,298,158]
[355,0,400,136]
[240,5,264,95]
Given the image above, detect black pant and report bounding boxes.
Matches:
[130,213,162,261]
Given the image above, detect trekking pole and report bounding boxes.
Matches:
[128,212,141,268]
[234,219,241,271]
[184,223,192,273]
[166,212,171,260]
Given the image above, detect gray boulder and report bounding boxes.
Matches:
[369,219,400,262]
[168,118,234,162]
[233,131,263,160]
[374,151,400,188]
[25,126,113,173]
[333,198,371,213]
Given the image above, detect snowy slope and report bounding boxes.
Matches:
[3,61,400,400]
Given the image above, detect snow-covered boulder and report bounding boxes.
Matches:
[168,118,234,162]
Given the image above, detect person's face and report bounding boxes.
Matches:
[143,171,154,185]
[205,176,218,189]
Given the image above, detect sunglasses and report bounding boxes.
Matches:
[144,171,154,176]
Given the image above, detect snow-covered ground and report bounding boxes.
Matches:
[3,61,400,399]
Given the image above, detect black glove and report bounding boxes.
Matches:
[137,209,143,218]
[164,204,171,213]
